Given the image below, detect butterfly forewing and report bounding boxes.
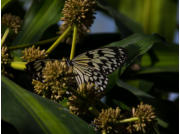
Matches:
[72,47,127,75]
[71,47,127,91]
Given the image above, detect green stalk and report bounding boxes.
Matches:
[119,117,139,123]
[10,61,27,71]
[1,28,10,46]
[8,36,58,50]
[70,25,77,60]
[143,0,151,33]
[46,26,72,54]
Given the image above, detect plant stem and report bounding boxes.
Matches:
[8,36,58,50]
[70,25,77,60]
[143,0,151,33]
[119,117,139,123]
[1,28,10,46]
[46,26,72,54]
[10,61,27,71]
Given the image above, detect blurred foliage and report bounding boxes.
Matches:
[1,0,12,9]
[1,0,178,134]
[104,0,178,42]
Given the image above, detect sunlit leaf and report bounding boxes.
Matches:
[116,0,177,41]
[1,0,12,9]
[13,0,64,45]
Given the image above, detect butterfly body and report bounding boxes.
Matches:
[27,47,127,91]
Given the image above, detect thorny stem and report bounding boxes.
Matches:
[70,25,77,60]
[8,36,58,50]
[10,61,27,71]
[1,28,10,46]
[46,26,72,54]
[119,117,139,123]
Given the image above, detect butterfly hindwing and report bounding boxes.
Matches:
[72,62,108,91]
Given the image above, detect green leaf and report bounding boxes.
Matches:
[1,0,12,9]
[140,43,179,73]
[127,79,154,92]
[106,69,119,90]
[2,75,95,134]
[13,0,64,45]
[113,100,131,111]
[139,66,178,74]
[157,118,168,128]
[116,80,154,99]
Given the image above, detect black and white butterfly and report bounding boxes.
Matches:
[26,47,127,92]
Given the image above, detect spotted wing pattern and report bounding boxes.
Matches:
[72,61,109,91]
[70,47,127,91]
[26,59,49,81]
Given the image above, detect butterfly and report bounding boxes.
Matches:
[26,47,127,92]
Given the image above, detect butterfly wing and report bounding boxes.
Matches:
[26,59,52,81]
[72,61,108,91]
[72,47,127,75]
[71,47,127,91]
